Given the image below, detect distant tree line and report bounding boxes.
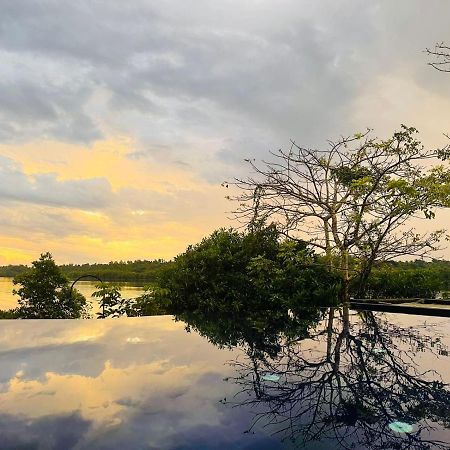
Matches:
[0,259,167,282]
[0,265,28,278]
[60,259,167,282]
[2,233,450,320]
[363,259,450,299]
[2,239,450,321]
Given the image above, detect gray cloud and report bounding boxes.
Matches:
[0,412,91,450]
[1,0,450,261]
[0,156,112,209]
[1,0,448,171]
[0,51,101,144]
[0,205,86,238]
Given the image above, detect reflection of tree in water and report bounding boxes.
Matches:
[175,306,327,359]
[222,307,450,450]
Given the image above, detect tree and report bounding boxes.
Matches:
[427,42,450,72]
[228,126,450,300]
[91,283,170,318]
[157,225,340,314]
[128,287,170,316]
[13,252,89,319]
[92,283,128,318]
[365,262,442,299]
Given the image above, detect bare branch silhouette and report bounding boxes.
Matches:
[427,42,450,72]
[225,307,450,449]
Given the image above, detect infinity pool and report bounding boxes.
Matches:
[0,309,448,449]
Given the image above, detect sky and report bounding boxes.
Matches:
[1,0,450,264]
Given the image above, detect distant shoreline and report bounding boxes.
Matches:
[0,275,150,285]
[0,260,168,283]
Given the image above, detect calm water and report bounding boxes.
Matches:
[0,277,145,311]
[0,308,448,449]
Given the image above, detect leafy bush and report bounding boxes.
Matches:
[157,225,340,314]
[13,252,89,319]
[92,283,126,318]
[363,265,442,299]
[91,283,170,318]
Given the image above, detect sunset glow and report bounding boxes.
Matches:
[1,1,450,264]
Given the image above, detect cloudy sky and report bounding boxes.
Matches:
[1,0,450,264]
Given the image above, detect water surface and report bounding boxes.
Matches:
[0,309,448,449]
[0,277,145,311]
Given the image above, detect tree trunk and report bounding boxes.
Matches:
[326,307,335,361]
[356,264,370,298]
[324,221,332,270]
[355,252,377,298]
[339,249,350,304]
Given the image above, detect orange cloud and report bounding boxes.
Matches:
[0,136,231,264]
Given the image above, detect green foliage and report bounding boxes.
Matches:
[0,309,18,319]
[0,260,167,282]
[157,225,340,314]
[92,283,127,318]
[129,287,171,316]
[92,283,170,318]
[247,240,340,306]
[59,259,167,282]
[361,259,450,299]
[176,306,326,359]
[331,166,372,188]
[13,252,89,319]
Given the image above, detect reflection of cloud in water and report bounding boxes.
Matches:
[0,316,248,449]
[0,315,181,351]
[0,313,447,449]
[0,412,92,449]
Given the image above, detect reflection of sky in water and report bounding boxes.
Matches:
[0,313,447,449]
[0,316,276,449]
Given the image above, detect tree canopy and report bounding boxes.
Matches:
[157,225,340,314]
[229,126,450,299]
[13,252,89,319]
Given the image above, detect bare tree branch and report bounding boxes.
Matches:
[226,126,450,299]
[427,42,450,72]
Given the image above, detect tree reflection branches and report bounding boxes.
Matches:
[226,308,450,449]
[175,306,327,360]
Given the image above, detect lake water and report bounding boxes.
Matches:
[0,308,448,449]
[0,277,145,311]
